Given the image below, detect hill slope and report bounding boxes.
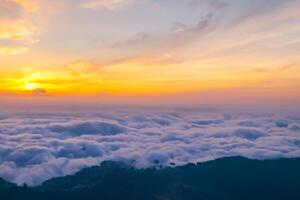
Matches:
[1,157,300,200]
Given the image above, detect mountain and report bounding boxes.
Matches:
[0,178,16,188]
[1,157,300,200]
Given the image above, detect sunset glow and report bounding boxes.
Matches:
[1,1,300,195]
[0,0,300,107]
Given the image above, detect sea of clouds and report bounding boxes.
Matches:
[0,109,299,185]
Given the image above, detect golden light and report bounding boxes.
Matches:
[25,82,38,90]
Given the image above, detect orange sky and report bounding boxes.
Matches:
[0,0,300,107]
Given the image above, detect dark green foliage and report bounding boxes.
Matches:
[0,178,16,188]
[1,157,300,200]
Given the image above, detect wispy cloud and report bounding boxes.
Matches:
[0,46,29,55]
[0,0,38,56]
[81,0,145,11]
[0,19,35,40]
[121,12,213,46]
[0,0,300,99]
[12,0,39,12]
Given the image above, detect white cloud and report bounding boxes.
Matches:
[0,110,299,185]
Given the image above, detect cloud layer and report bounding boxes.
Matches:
[0,110,299,185]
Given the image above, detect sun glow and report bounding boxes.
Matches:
[0,0,299,103]
[25,82,38,90]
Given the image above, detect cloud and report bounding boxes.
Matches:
[66,60,96,75]
[191,0,295,27]
[0,0,21,19]
[105,0,298,61]
[232,128,266,140]
[0,46,29,55]
[0,0,38,56]
[0,19,35,40]
[81,0,144,11]
[0,0,39,14]
[31,88,47,95]
[48,121,127,136]
[12,0,39,12]
[189,0,228,11]
[111,12,215,51]
[0,110,299,186]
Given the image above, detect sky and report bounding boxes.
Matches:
[0,0,300,186]
[0,0,300,109]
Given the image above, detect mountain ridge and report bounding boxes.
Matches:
[1,156,300,200]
